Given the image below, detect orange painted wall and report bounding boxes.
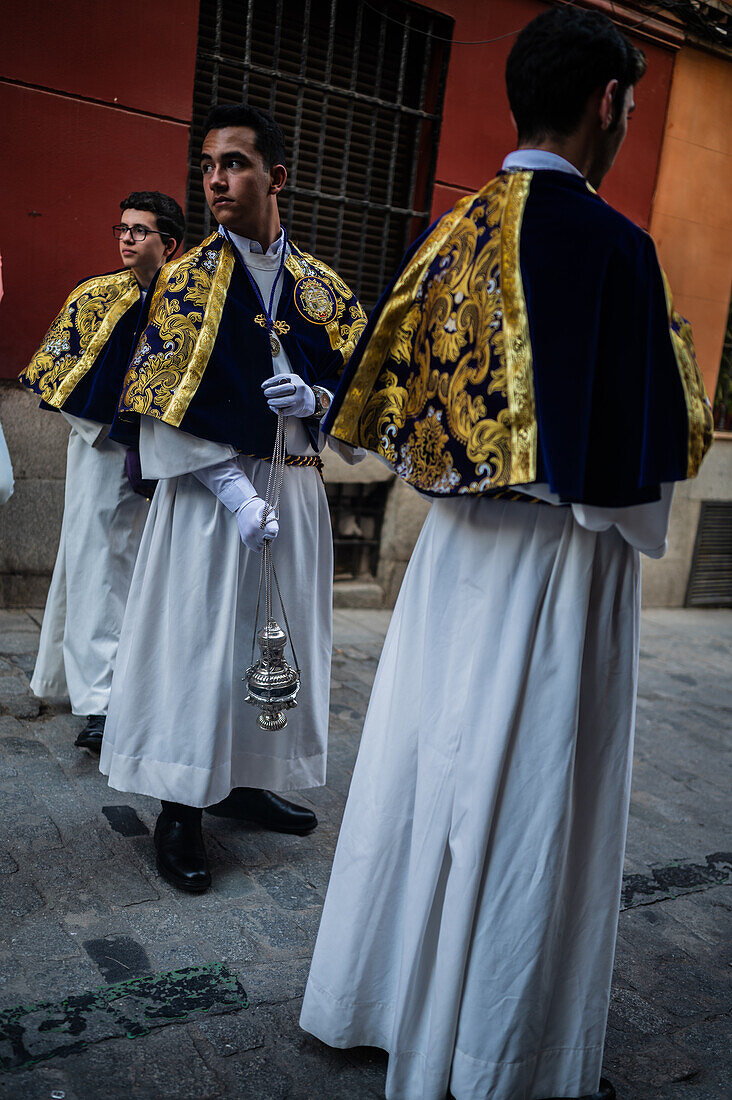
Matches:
[649,47,732,399]
[422,0,676,229]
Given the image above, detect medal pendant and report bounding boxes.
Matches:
[269,333,281,356]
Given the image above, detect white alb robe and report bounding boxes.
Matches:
[99,422,333,807]
[31,417,148,715]
[301,148,674,1100]
[0,418,13,504]
[301,491,669,1100]
[100,232,338,807]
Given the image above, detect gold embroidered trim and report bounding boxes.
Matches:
[285,254,306,280]
[500,171,536,485]
[286,248,367,361]
[661,270,714,479]
[330,196,475,443]
[23,271,139,408]
[163,242,234,427]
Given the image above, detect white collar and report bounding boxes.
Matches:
[217,225,285,257]
[502,149,584,178]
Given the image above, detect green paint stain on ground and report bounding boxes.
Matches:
[0,963,248,1072]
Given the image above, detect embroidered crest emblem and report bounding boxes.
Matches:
[294,277,338,325]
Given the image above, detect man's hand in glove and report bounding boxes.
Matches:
[236,496,279,552]
[262,373,315,418]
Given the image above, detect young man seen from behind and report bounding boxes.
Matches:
[300,9,712,1099]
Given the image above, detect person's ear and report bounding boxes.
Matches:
[269,164,287,196]
[509,110,518,134]
[163,237,178,261]
[599,79,618,131]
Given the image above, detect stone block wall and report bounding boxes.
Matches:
[0,382,67,606]
[2,376,728,611]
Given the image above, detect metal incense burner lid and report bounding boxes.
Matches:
[245,618,301,731]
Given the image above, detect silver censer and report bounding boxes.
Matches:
[245,619,301,731]
[243,412,301,732]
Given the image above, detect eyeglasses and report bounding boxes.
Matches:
[112,224,169,242]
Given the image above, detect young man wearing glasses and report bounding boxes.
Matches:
[19,191,185,753]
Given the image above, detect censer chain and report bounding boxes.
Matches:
[249,413,300,675]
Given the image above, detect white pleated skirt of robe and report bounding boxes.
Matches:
[31,427,147,715]
[100,456,333,807]
[301,495,640,1100]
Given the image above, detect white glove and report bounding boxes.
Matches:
[235,496,279,552]
[193,459,278,551]
[261,373,316,418]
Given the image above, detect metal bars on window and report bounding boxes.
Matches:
[185,0,453,307]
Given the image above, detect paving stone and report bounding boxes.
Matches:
[0,878,44,934]
[253,866,323,911]
[30,848,159,912]
[122,903,262,969]
[0,851,18,874]
[0,611,39,634]
[144,939,209,974]
[238,906,310,954]
[201,820,270,870]
[239,958,312,1007]
[7,916,82,965]
[0,607,728,1098]
[0,1063,81,1100]
[0,633,43,657]
[194,1009,266,1056]
[0,674,41,719]
[211,1048,294,1099]
[604,1031,703,1095]
[11,955,105,1007]
[16,1027,223,1100]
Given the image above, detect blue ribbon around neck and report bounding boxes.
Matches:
[222,226,289,337]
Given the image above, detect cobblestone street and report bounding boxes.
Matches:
[0,606,729,1099]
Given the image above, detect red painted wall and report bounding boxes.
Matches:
[0,0,200,379]
[425,0,675,229]
[0,0,677,381]
[1,0,199,120]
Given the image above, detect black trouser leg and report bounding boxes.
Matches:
[154,801,210,892]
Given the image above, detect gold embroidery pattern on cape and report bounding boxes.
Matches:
[661,271,713,478]
[285,250,367,360]
[21,271,140,408]
[330,174,536,494]
[121,235,234,427]
[501,171,537,484]
[329,197,472,443]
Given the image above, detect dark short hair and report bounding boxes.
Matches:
[506,7,647,143]
[202,103,287,170]
[119,191,186,251]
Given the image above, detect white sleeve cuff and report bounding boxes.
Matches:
[193,459,257,512]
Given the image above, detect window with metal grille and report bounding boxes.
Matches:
[186,0,453,307]
[326,482,390,580]
[685,502,732,607]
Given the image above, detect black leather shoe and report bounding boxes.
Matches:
[205,787,317,835]
[74,714,105,755]
[542,1079,616,1100]
[154,803,211,893]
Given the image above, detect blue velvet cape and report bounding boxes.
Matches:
[19,269,151,429]
[113,233,367,456]
[324,170,712,507]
